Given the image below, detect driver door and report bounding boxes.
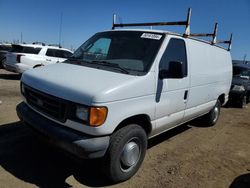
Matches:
[154,37,190,134]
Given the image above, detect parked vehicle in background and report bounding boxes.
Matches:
[232,60,250,64]
[0,44,12,68]
[16,9,233,182]
[4,43,73,73]
[228,64,250,108]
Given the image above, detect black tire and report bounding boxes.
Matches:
[103,124,147,182]
[246,92,250,104]
[239,95,247,108]
[202,99,221,126]
[0,57,6,69]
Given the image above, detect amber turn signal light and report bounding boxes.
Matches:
[89,107,108,126]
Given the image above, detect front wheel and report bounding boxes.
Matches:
[103,124,147,182]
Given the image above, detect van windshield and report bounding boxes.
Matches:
[66,31,164,75]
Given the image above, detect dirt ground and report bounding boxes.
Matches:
[0,68,250,188]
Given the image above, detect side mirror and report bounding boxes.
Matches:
[159,69,168,79]
[159,61,184,79]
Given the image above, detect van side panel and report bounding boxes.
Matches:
[184,39,232,121]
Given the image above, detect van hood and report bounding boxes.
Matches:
[21,63,154,105]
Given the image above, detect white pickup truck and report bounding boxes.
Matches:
[16,10,232,182]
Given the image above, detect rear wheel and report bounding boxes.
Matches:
[103,124,147,182]
[202,99,221,126]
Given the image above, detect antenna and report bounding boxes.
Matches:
[243,54,247,64]
[59,12,63,47]
[20,32,23,43]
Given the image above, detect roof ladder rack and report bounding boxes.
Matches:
[216,33,233,51]
[112,8,192,37]
[189,23,218,44]
[111,8,232,51]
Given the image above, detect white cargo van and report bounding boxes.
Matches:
[16,9,232,182]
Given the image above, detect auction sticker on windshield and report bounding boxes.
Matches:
[141,33,162,40]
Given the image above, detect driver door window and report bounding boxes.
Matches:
[159,38,187,77]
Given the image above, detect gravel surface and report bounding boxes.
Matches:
[0,69,250,188]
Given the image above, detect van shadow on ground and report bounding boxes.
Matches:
[0,122,112,187]
[0,121,194,187]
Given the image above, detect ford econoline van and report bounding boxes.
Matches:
[16,9,232,182]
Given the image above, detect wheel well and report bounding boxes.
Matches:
[114,114,152,136]
[218,94,225,105]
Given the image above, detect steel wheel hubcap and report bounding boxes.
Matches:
[213,106,219,122]
[121,139,140,170]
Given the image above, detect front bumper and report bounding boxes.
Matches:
[3,63,18,73]
[16,102,110,159]
[3,62,29,73]
[229,90,246,101]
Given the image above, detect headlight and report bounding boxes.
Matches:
[76,106,89,121]
[21,82,25,94]
[232,85,245,92]
[75,106,108,127]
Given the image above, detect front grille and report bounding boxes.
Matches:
[24,85,67,122]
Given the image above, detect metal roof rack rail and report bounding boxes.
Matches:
[111,8,232,51]
[189,23,218,44]
[112,8,192,37]
[32,42,45,46]
[215,33,233,51]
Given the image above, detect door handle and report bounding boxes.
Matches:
[46,59,51,61]
[184,90,188,100]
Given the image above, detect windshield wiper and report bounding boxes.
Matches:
[66,57,91,64]
[67,57,82,61]
[91,60,129,74]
